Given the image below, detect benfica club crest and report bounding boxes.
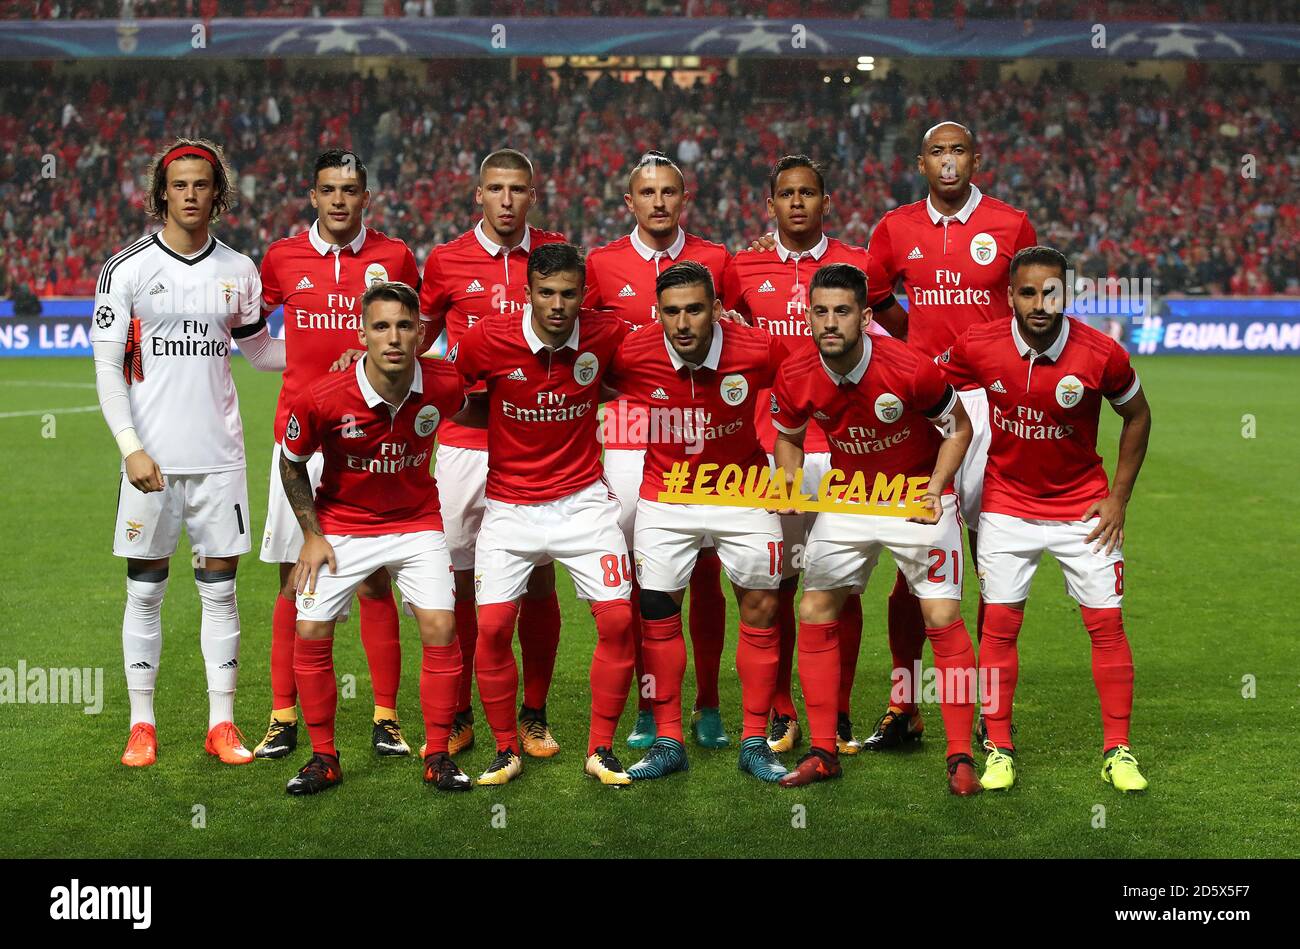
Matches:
[124,520,143,543]
[574,353,599,386]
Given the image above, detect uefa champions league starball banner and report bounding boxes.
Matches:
[0,18,1297,61]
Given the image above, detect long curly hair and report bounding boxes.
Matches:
[145,137,237,224]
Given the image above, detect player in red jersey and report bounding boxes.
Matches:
[770,263,981,794]
[862,122,1039,753]
[723,155,902,757]
[448,243,636,787]
[937,246,1152,793]
[278,282,473,794]
[254,150,421,761]
[418,149,568,759]
[604,261,789,783]
[585,151,733,752]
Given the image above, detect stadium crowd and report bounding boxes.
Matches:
[2,65,1296,300]
[2,0,1296,22]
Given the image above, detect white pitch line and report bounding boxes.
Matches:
[0,405,100,419]
[0,380,96,389]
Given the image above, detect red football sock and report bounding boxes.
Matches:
[926,618,978,758]
[420,641,462,756]
[293,635,337,757]
[518,592,561,710]
[688,550,725,710]
[979,604,1024,751]
[838,594,863,715]
[640,613,686,742]
[271,594,298,710]
[772,578,799,719]
[796,620,840,755]
[1080,607,1134,752]
[737,622,779,739]
[358,590,401,710]
[474,602,521,753]
[588,599,635,755]
[887,571,926,714]
[453,596,478,713]
[630,585,651,712]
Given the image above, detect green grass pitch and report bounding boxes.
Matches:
[1,354,1296,858]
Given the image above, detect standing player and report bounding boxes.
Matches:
[280,282,472,794]
[449,243,636,787]
[937,246,1151,792]
[585,150,733,751]
[861,121,1038,751]
[771,263,980,793]
[91,137,285,767]
[254,150,422,761]
[605,261,789,783]
[723,155,900,756]
[418,149,567,758]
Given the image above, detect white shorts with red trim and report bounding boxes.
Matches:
[977,512,1124,609]
[802,494,964,600]
[606,447,714,552]
[475,479,630,604]
[297,530,455,622]
[952,387,991,527]
[435,444,488,571]
[633,498,782,592]
[114,468,251,560]
[260,442,324,564]
[766,450,839,583]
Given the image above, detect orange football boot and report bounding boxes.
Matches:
[121,722,158,767]
[205,721,254,765]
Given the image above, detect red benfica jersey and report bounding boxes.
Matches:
[281,356,466,536]
[869,185,1037,358]
[722,234,894,454]
[261,223,421,442]
[584,228,730,450]
[450,307,629,505]
[772,334,957,492]
[419,221,566,450]
[938,316,1140,521]
[606,321,786,501]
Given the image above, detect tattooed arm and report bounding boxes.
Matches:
[280,453,336,594]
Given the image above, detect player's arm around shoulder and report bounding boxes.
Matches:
[1085,355,1151,555]
[280,392,334,593]
[231,255,285,372]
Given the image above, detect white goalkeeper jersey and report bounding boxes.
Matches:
[91,231,265,474]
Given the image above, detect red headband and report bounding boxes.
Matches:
[162,145,217,168]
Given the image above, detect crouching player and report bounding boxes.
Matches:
[938,246,1152,792]
[279,281,472,794]
[449,243,636,787]
[771,263,982,794]
[605,261,790,783]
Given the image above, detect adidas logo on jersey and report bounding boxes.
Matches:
[148,281,166,296]
[813,410,830,420]
[466,279,485,294]
[990,379,1007,393]
[650,387,669,401]
[508,367,527,381]
[342,424,366,438]
[618,283,636,297]
[907,246,924,260]
[295,275,314,290]
[757,280,776,293]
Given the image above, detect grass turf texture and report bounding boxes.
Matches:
[1,355,1296,859]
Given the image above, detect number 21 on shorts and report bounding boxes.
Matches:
[927,547,961,585]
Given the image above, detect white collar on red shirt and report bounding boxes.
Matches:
[664,322,723,371]
[926,184,983,226]
[1011,315,1071,362]
[630,226,687,262]
[521,305,580,353]
[309,220,367,256]
[820,335,873,385]
[775,233,829,263]
[474,219,531,257]
[355,354,423,412]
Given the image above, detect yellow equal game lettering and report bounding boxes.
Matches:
[716,464,744,496]
[692,463,718,493]
[843,472,869,505]
[819,468,842,501]
[870,473,906,507]
[745,464,772,497]
[905,476,931,505]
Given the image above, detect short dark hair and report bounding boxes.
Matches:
[810,263,868,308]
[528,242,585,284]
[655,260,714,302]
[769,154,826,197]
[314,149,368,190]
[361,281,420,323]
[1009,245,1069,282]
[480,148,534,180]
[627,150,685,193]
